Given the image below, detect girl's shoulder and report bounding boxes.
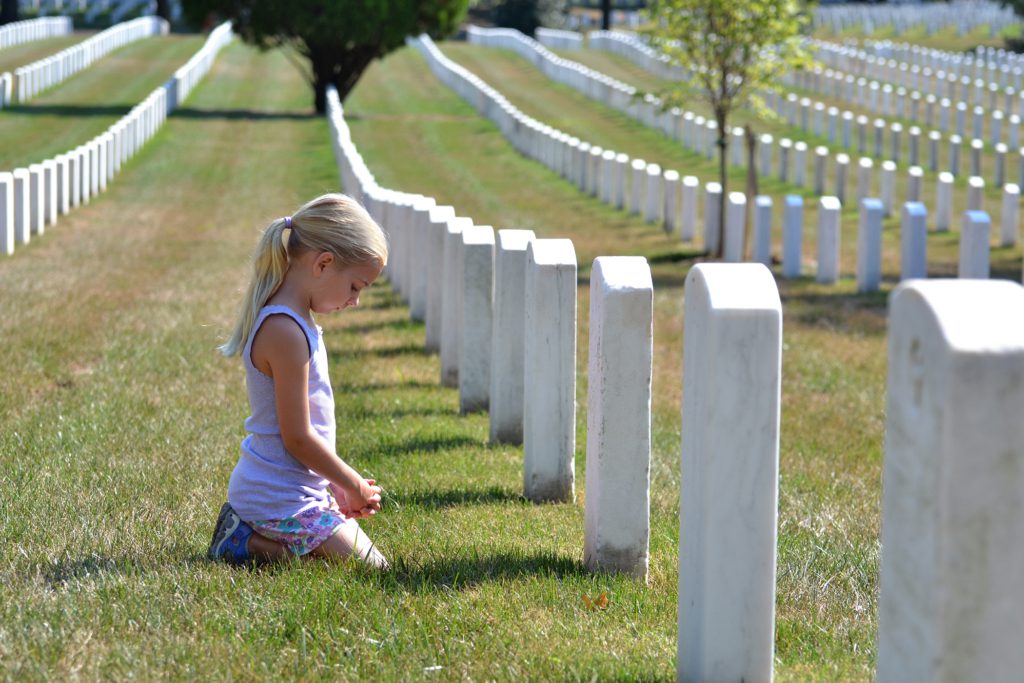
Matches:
[249,307,315,374]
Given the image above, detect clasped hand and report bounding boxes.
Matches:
[330,479,382,520]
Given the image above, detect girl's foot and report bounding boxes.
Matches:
[208,502,254,564]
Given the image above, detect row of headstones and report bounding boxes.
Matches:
[808,42,1024,136]
[421,28,1024,280]
[0,15,70,50]
[676,173,1014,286]
[587,31,685,83]
[534,28,581,51]
[862,38,1024,77]
[813,0,1014,37]
[813,39,1024,97]
[767,90,1024,191]
[589,29,1024,211]
[593,29,1022,193]
[326,83,654,578]
[411,32,736,251]
[4,16,166,107]
[0,21,234,256]
[325,81,1024,681]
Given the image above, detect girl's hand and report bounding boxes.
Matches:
[331,479,381,519]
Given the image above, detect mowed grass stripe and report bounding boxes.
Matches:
[0,34,206,168]
[0,30,98,74]
[349,46,881,679]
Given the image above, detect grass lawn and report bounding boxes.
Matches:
[1,33,1013,681]
[0,34,206,169]
[0,31,98,74]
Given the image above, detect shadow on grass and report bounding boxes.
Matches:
[779,281,890,334]
[343,343,432,359]
[342,317,421,335]
[386,549,587,591]
[370,433,481,457]
[171,107,317,121]
[4,103,133,117]
[42,551,208,589]
[336,380,438,392]
[391,485,525,510]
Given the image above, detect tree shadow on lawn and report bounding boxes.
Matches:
[367,433,482,458]
[333,343,431,360]
[385,549,588,591]
[41,550,208,590]
[4,103,134,117]
[389,485,525,510]
[171,107,317,121]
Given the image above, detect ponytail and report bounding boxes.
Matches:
[219,218,291,357]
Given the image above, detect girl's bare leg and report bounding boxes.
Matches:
[247,532,291,562]
[310,523,389,570]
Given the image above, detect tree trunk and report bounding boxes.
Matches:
[308,44,378,113]
[601,0,611,30]
[155,0,171,22]
[745,125,758,261]
[715,110,728,259]
[0,0,19,26]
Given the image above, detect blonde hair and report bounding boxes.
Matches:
[220,193,388,357]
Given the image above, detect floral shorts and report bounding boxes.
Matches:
[249,498,355,557]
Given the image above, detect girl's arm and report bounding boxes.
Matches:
[252,314,381,512]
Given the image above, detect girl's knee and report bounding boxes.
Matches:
[313,524,389,570]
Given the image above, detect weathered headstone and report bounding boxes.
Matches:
[0,173,12,256]
[877,279,1024,683]
[1001,183,1019,246]
[959,210,991,278]
[489,228,536,444]
[967,175,985,211]
[937,171,954,232]
[724,192,746,262]
[783,195,803,278]
[425,205,456,353]
[857,198,884,292]
[678,263,782,683]
[524,238,577,503]
[817,196,842,284]
[585,256,653,580]
[881,161,897,217]
[704,182,722,255]
[752,196,773,267]
[901,202,928,280]
[12,169,28,245]
[663,170,680,235]
[459,225,495,414]
[681,176,698,242]
[441,216,472,388]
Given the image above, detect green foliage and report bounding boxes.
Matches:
[179,0,470,110]
[644,0,813,255]
[475,0,568,35]
[646,0,811,128]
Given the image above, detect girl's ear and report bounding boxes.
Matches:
[312,251,335,276]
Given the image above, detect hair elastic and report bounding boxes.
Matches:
[284,216,292,229]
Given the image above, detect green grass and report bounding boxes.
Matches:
[0,34,206,169]
[0,31,98,74]
[0,31,1008,681]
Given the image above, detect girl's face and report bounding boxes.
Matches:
[311,255,383,314]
